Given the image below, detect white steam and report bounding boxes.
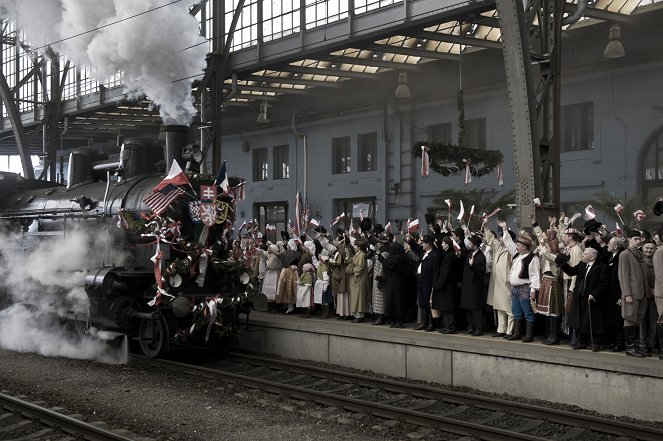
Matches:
[0,0,207,125]
[0,226,128,364]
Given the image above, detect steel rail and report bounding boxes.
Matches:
[130,355,552,441]
[228,352,663,441]
[0,392,137,441]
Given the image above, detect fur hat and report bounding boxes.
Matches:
[515,231,533,248]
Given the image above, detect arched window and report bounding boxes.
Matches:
[641,128,663,203]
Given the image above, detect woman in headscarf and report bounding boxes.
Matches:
[263,244,282,312]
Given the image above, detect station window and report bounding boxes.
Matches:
[464,118,486,149]
[253,147,268,181]
[273,144,290,179]
[334,197,376,231]
[561,102,594,152]
[358,132,377,172]
[332,136,351,174]
[255,202,288,243]
[427,122,452,144]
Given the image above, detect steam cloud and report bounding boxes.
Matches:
[0,225,129,364]
[0,0,208,125]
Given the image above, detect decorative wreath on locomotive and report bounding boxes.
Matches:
[0,125,252,358]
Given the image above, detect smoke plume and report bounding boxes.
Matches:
[0,0,208,125]
[0,225,128,364]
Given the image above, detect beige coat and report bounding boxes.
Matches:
[654,247,663,298]
[349,250,369,314]
[485,230,511,312]
[619,247,649,300]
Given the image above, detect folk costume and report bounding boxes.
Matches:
[484,230,513,337]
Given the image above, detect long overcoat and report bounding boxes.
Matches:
[417,249,440,307]
[431,250,457,312]
[603,250,623,327]
[560,260,609,334]
[349,250,369,313]
[459,249,487,311]
[382,244,415,320]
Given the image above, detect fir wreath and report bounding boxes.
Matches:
[412,141,504,177]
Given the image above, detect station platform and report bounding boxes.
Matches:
[236,312,663,422]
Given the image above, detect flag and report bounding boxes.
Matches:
[457,200,465,221]
[484,207,501,219]
[309,218,320,228]
[214,160,229,194]
[584,205,596,220]
[533,198,541,207]
[152,160,190,192]
[331,212,346,226]
[634,210,646,222]
[385,221,392,234]
[470,205,475,215]
[497,161,504,186]
[238,221,247,233]
[614,203,624,213]
[614,222,623,237]
[408,218,420,233]
[232,180,246,201]
[444,199,452,209]
[421,145,430,177]
[143,184,185,215]
[287,219,297,236]
[294,191,304,235]
[265,224,276,232]
[567,212,581,225]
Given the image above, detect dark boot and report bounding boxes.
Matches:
[658,324,663,360]
[522,321,534,343]
[540,317,550,342]
[625,326,645,358]
[634,327,649,356]
[414,307,429,330]
[426,317,438,332]
[544,316,560,345]
[300,308,311,318]
[321,304,329,319]
[372,314,383,326]
[506,319,523,341]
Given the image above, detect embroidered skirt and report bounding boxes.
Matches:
[536,275,563,316]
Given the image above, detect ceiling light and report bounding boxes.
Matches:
[394,72,411,98]
[257,101,271,123]
[603,24,625,59]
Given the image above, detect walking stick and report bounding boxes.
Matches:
[587,296,594,349]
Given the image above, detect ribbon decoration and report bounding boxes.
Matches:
[195,248,212,288]
[421,145,430,177]
[457,200,465,221]
[204,299,218,342]
[497,161,504,186]
[147,243,165,307]
[463,159,472,186]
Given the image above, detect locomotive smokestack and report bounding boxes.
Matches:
[164,125,190,171]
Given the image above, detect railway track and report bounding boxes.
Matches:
[0,391,146,441]
[131,351,663,441]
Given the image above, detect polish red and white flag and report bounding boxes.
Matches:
[614,203,624,213]
[633,210,646,222]
[584,205,596,220]
[407,218,420,233]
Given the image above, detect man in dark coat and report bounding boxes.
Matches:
[414,235,441,331]
[434,236,459,334]
[557,247,609,351]
[381,243,415,328]
[460,234,488,336]
[603,236,625,351]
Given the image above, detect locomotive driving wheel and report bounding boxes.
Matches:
[138,315,169,358]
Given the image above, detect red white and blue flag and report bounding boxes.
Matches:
[144,184,185,215]
[152,160,190,192]
[214,160,229,194]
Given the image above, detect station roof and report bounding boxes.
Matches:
[0,0,661,154]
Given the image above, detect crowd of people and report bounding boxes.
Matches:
[238,214,663,360]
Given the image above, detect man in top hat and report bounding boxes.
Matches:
[498,220,540,342]
[556,247,609,351]
[618,230,649,357]
[414,235,441,331]
[460,234,488,336]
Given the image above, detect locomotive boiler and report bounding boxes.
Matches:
[0,125,251,358]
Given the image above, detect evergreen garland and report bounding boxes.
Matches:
[412,141,504,177]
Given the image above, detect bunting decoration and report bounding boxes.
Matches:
[463,159,472,186]
[421,145,430,177]
[497,161,504,186]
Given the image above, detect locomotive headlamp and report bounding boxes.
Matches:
[240,272,250,284]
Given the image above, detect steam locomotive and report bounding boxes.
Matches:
[0,125,252,358]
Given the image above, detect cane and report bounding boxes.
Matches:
[587,296,594,349]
